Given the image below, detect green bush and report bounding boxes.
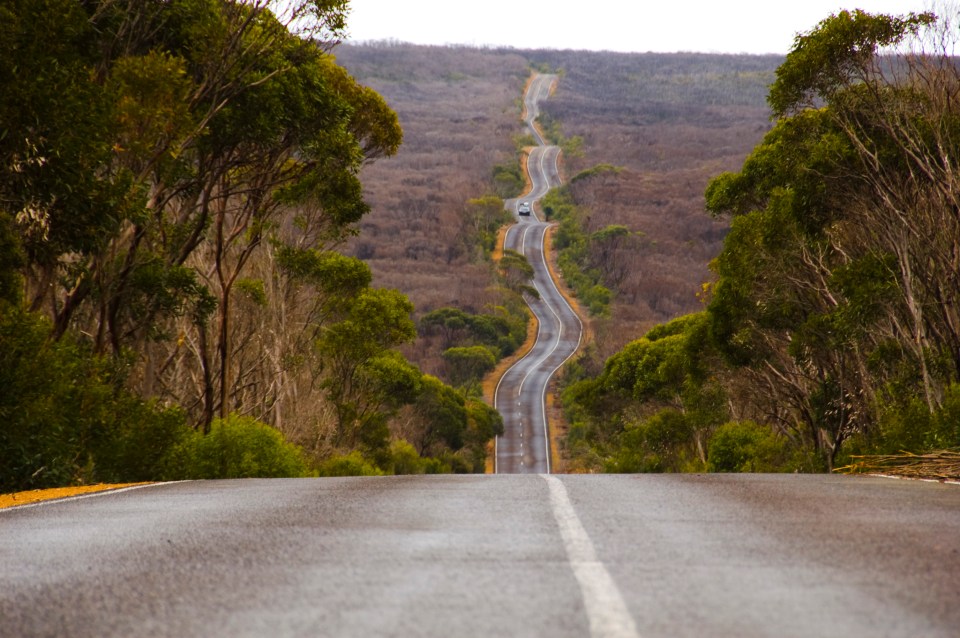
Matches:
[386,440,424,474]
[90,399,192,483]
[870,383,960,454]
[164,414,313,479]
[0,305,191,491]
[492,161,524,198]
[708,421,788,472]
[443,345,497,386]
[605,409,702,473]
[316,451,384,477]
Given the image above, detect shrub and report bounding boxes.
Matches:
[863,383,960,456]
[0,305,191,490]
[316,451,385,477]
[443,345,497,386]
[91,399,192,483]
[708,420,787,472]
[605,409,701,473]
[385,440,427,474]
[164,414,312,479]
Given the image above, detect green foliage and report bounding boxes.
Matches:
[571,164,622,183]
[89,399,192,484]
[443,346,497,386]
[563,313,729,472]
[699,8,960,470]
[498,249,535,292]
[707,421,790,472]
[315,287,418,449]
[605,409,702,473]
[537,111,584,158]
[420,306,527,358]
[492,161,524,198]
[0,0,417,489]
[768,9,935,117]
[466,399,505,443]
[464,196,512,257]
[865,384,960,455]
[164,414,312,480]
[0,305,190,491]
[0,213,23,304]
[384,440,429,475]
[415,375,468,452]
[319,288,416,363]
[316,451,384,477]
[275,247,372,297]
[543,187,611,316]
[381,440,451,475]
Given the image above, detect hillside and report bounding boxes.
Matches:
[336,44,781,375]
[335,43,530,377]
[528,50,780,361]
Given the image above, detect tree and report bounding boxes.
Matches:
[315,287,417,448]
[443,345,497,386]
[0,1,420,484]
[563,313,728,471]
[704,8,960,465]
[1,0,402,434]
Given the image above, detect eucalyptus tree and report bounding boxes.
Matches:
[2,0,402,432]
[705,8,959,463]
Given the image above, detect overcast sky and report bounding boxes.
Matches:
[344,1,936,54]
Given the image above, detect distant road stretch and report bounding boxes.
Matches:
[496,73,580,474]
[3,475,959,637]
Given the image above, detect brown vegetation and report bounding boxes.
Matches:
[337,44,782,380]
[529,50,781,362]
[335,43,531,377]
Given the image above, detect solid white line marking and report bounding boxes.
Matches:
[545,475,640,638]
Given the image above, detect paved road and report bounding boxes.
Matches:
[2,475,959,637]
[497,73,579,474]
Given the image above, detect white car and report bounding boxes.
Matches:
[518,201,531,216]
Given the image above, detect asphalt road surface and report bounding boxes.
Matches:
[2,475,959,637]
[497,73,578,474]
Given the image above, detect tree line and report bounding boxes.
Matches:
[0,0,502,491]
[561,10,960,473]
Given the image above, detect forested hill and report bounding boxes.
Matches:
[560,10,960,478]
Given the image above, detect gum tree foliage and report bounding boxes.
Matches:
[314,287,418,450]
[562,313,728,472]
[705,8,958,466]
[442,345,497,387]
[1,2,507,484]
[0,0,402,431]
[563,9,960,472]
[419,306,526,358]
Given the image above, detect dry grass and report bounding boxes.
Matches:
[836,451,960,482]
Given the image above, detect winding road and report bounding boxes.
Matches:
[495,74,581,474]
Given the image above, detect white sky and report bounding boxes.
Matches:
[344,1,936,54]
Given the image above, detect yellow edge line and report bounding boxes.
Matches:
[542,225,591,473]
[0,483,153,509]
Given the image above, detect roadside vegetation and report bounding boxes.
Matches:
[0,1,506,492]
[9,4,951,487]
[559,9,960,475]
